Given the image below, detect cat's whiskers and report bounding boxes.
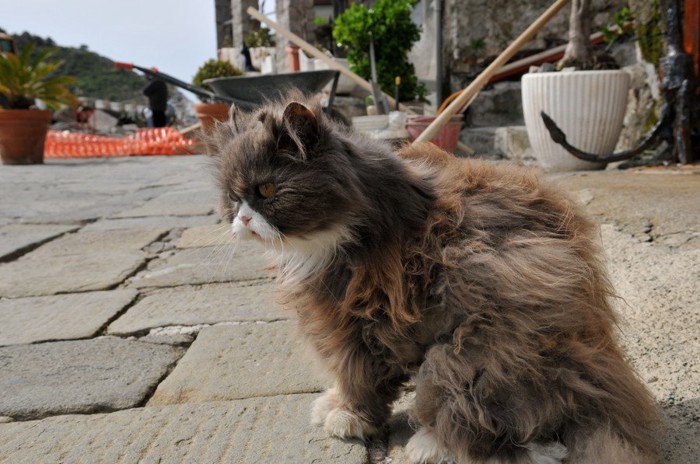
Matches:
[198,226,227,279]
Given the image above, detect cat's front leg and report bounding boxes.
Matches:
[311,387,379,439]
[311,365,405,440]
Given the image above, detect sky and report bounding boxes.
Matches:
[1,0,222,93]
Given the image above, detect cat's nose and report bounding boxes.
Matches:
[240,215,252,226]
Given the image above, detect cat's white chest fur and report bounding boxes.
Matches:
[232,200,354,285]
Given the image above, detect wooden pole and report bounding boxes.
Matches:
[246,7,416,114]
[413,0,570,144]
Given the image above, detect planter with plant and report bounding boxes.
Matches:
[522,0,632,171]
[333,0,427,104]
[192,59,242,133]
[0,44,76,164]
[244,28,276,72]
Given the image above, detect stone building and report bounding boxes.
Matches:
[219,1,626,99]
[216,1,660,158]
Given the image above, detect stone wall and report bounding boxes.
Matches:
[274,0,316,73]
[442,0,627,87]
[231,0,261,52]
[215,0,233,49]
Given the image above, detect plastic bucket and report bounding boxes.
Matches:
[406,114,463,152]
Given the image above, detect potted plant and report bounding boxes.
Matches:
[521,1,631,171]
[191,59,241,134]
[0,44,76,164]
[333,0,427,103]
[244,28,276,72]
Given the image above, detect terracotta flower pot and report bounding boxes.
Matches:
[522,70,630,172]
[195,102,230,135]
[0,109,53,165]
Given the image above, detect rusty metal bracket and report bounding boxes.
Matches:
[542,0,696,164]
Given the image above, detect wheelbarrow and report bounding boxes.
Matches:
[115,61,340,113]
[204,70,340,112]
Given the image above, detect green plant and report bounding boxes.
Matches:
[192,59,242,96]
[244,29,276,48]
[333,0,426,101]
[602,6,634,45]
[0,44,76,109]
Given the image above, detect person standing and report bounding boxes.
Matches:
[142,73,168,127]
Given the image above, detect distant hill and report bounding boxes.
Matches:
[4,30,149,103]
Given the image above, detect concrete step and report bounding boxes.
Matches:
[464,82,524,128]
[460,125,535,165]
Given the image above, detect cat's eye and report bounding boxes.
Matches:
[257,182,276,199]
[227,192,239,203]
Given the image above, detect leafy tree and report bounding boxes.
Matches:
[333,0,426,101]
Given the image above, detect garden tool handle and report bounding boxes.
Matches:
[414,0,571,144]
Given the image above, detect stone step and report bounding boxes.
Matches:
[460,125,535,164]
[464,81,524,128]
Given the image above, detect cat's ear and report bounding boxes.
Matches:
[278,102,319,160]
[227,104,241,133]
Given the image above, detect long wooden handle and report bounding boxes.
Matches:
[413,0,570,144]
[247,7,416,114]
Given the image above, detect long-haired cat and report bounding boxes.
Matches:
[210,95,659,464]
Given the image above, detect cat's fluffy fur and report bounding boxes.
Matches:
[211,95,659,464]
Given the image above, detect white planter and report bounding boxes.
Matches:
[522,70,630,172]
[260,55,276,75]
[299,52,316,71]
[249,47,275,71]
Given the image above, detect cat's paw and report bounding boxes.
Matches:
[525,442,568,464]
[311,388,341,426]
[405,427,450,464]
[323,407,377,439]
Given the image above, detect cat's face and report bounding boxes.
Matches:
[214,101,357,252]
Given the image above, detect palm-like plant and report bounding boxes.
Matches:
[0,44,77,110]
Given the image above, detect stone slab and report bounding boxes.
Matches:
[386,391,417,464]
[0,395,366,463]
[176,223,233,249]
[601,225,700,403]
[0,228,165,298]
[0,156,205,224]
[658,399,700,464]
[149,322,325,405]
[108,282,284,336]
[0,224,78,262]
[459,127,499,158]
[0,336,183,420]
[550,169,700,251]
[494,126,535,164]
[129,242,272,288]
[0,289,137,346]
[383,392,699,464]
[82,214,218,232]
[112,189,217,218]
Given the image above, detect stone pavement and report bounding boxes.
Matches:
[0,155,697,463]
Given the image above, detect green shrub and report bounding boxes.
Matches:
[192,59,243,93]
[244,29,276,48]
[333,0,426,101]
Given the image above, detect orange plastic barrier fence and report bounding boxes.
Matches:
[45,128,197,159]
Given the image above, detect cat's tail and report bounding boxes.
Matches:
[564,424,658,464]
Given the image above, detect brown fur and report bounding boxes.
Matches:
[212,95,660,463]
